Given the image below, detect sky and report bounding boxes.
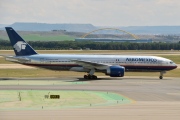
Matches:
[0,0,180,26]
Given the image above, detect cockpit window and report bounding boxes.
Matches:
[170,61,174,64]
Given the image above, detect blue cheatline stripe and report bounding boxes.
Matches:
[23,63,176,71]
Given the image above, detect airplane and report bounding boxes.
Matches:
[4,27,177,79]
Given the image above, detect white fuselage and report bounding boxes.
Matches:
[8,54,177,72]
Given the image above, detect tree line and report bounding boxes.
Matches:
[0,40,180,50]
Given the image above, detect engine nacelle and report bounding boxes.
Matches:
[106,66,125,77]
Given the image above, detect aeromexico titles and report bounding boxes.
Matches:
[4,27,177,79]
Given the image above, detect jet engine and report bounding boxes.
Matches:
[106,66,125,77]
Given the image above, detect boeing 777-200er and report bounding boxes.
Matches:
[4,27,177,79]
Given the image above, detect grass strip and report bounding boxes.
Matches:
[0,90,131,110]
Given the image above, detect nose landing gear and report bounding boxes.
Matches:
[159,71,166,79]
[159,76,163,79]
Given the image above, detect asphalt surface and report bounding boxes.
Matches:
[0,77,180,120]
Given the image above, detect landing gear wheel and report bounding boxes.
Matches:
[84,75,88,79]
[84,74,98,79]
[92,75,97,79]
[88,75,92,79]
[159,71,166,80]
[159,76,163,79]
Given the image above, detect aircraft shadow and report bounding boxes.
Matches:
[67,77,171,82]
[0,78,16,80]
[67,77,123,82]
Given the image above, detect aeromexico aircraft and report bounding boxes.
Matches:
[4,27,177,79]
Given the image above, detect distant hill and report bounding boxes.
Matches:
[1,22,97,32]
[0,24,8,28]
[0,30,76,41]
[1,22,180,34]
[97,26,180,34]
[119,26,180,34]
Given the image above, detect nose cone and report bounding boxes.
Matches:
[174,64,178,69]
[169,60,178,70]
[171,63,178,70]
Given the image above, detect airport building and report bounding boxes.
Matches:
[75,38,153,43]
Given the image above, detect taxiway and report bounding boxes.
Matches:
[0,77,180,120]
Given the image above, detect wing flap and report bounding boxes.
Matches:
[71,59,110,70]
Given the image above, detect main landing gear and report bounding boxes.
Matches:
[159,71,166,79]
[84,74,97,79]
[83,69,98,79]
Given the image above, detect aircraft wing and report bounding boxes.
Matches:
[71,59,110,70]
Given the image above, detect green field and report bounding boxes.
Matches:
[0,90,132,110]
[0,69,93,77]
[0,50,180,55]
[22,34,75,41]
[0,79,87,85]
[0,68,179,78]
[158,55,180,64]
[1,35,75,41]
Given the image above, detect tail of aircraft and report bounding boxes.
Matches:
[5,27,37,56]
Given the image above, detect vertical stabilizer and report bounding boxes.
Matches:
[5,27,37,56]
